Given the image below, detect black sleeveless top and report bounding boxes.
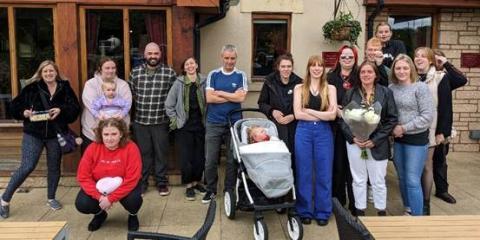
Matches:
[306,91,322,110]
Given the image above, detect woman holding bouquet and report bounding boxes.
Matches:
[389,54,434,216]
[339,61,398,216]
[327,45,359,215]
[414,47,467,215]
[293,55,337,226]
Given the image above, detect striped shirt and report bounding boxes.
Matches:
[129,63,177,125]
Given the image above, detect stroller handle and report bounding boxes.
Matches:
[227,108,267,127]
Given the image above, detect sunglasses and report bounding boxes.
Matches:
[340,56,354,60]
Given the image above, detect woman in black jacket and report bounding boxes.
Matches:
[0,60,80,219]
[258,53,302,170]
[339,61,398,216]
[327,45,359,215]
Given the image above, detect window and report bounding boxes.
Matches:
[0,8,11,121]
[80,7,171,82]
[388,15,433,57]
[252,14,290,78]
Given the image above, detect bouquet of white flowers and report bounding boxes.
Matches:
[342,101,382,159]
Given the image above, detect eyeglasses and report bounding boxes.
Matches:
[340,56,354,60]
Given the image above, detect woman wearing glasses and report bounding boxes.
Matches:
[327,45,359,215]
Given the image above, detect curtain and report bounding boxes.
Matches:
[145,12,167,63]
[86,12,99,55]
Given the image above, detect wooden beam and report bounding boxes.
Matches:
[176,0,219,7]
[364,0,480,8]
[7,6,17,97]
[123,8,130,81]
[0,0,174,6]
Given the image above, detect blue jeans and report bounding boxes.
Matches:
[393,142,428,216]
[295,120,333,220]
[2,133,62,202]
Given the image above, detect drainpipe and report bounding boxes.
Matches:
[194,0,230,66]
[367,0,385,39]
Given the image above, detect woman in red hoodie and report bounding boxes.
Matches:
[75,118,142,232]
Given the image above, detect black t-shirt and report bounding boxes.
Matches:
[182,84,203,131]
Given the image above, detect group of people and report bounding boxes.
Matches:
[0,21,468,233]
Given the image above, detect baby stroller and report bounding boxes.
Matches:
[225,108,303,240]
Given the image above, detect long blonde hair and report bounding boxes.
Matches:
[24,60,65,86]
[302,55,329,111]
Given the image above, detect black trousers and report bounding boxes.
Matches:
[332,126,355,212]
[176,128,205,184]
[276,121,297,173]
[75,184,143,215]
[80,134,93,155]
[433,143,450,194]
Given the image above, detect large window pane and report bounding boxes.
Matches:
[86,10,124,80]
[389,16,432,58]
[0,8,12,120]
[15,8,54,84]
[253,19,288,77]
[129,10,167,69]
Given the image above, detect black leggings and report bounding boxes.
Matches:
[75,184,143,215]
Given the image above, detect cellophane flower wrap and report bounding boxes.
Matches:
[342,101,382,159]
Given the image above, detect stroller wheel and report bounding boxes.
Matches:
[224,189,236,219]
[253,219,268,240]
[287,216,303,240]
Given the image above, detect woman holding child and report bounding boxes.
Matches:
[81,57,132,152]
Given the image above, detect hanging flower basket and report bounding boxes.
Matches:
[322,12,362,45]
[330,25,352,41]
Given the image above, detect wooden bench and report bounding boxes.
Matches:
[0,221,68,239]
[359,215,480,239]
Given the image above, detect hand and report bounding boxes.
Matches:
[112,113,122,119]
[278,114,294,125]
[353,137,366,148]
[99,195,112,211]
[23,109,33,118]
[392,125,405,138]
[272,110,284,123]
[435,55,448,68]
[337,105,343,118]
[435,134,445,145]
[49,108,61,120]
[364,140,375,149]
[374,51,384,66]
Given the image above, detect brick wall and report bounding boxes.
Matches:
[366,8,480,152]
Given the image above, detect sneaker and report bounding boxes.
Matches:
[201,191,216,204]
[377,210,387,216]
[128,214,139,231]
[47,199,62,210]
[316,219,329,226]
[0,204,9,219]
[185,187,196,201]
[192,184,207,195]
[158,185,170,196]
[88,211,108,231]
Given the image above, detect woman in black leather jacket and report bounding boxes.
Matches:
[339,61,398,216]
[0,60,80,219]
[258,53,302,171]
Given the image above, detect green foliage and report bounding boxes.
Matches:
[322,11,362,45]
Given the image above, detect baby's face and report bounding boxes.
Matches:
[103,86,116,99]
[251,127,269,142]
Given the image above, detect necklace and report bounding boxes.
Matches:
[341,74,352,90]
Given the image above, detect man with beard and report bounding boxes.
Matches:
[202,44,248,204]
[129,42,176,196]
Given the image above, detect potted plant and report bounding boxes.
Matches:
[322,11,362,44]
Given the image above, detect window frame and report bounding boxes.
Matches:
[79,6,172,86]
[251,13,291,81]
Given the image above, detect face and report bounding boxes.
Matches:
[366,44,382,62]
[144,45,161,67]
[309,62,324,79]
[376,25,392,43]
[102,126,122,150]
[41,64,57,84]
[100,61,117,80]
[251,127,269,143]
[394,60,412,84]
[414,49,431,72]
[222,50,237,72]
[183,58,198,76]
[103,84,116,99]
[339,48,355,70]
[278,59,293,80]
[359,64,376,87]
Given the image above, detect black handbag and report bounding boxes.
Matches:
[37,85,78,154]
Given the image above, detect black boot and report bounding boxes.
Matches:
[377,210,387,216]
[128,214,139,231]
[423,200,430,216]
[88,211,107,231]
[355,209,365,216]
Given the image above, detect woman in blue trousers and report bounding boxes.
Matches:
[293,55,337,226]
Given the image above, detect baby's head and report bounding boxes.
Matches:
[102,81,116,99]
[247,125,270,144]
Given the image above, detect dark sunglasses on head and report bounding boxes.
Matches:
[340,56,354,60]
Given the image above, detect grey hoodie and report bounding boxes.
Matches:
[165,74,206,129]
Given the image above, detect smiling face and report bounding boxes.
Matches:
[376,25,392,44]
[102,125,122,150]
[414,48,432,73]
[144,44,161,67]
[366,43,382,62]
[41,64,58,84]
[100,61,117,81]
[309,61,324,79]
[278,59,293,80]
[222,50,237,72]
[339,48,355,70]
[359,64,377,87]
[102,82,116,99]
[394,59,412,84]
[183,58,198,76]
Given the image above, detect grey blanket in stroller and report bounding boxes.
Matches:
[239,140,294,198]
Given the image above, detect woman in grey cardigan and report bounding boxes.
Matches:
[389,54,434,216]
[165,57,207,201]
